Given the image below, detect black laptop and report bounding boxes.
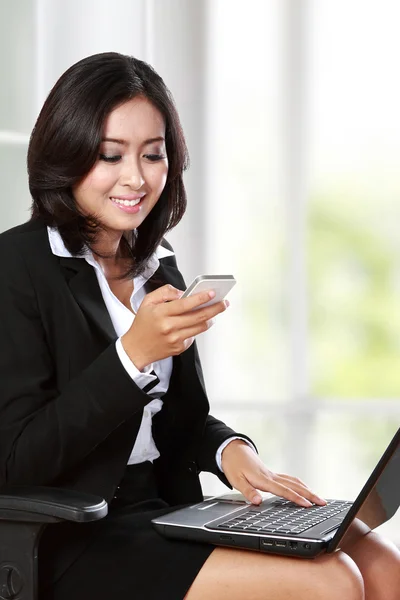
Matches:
[152,427,400,558]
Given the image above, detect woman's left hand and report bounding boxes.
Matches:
[221,440,326,507]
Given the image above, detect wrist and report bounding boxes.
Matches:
[221,439,248,466]
[222,439,248,453]
[121,333,150,372]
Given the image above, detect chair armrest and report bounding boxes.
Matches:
[0,486,108,524]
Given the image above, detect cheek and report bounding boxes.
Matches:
[150,164,169,194]
[76,166,116,197]
[89,166,117,192]
[75,173,93,196]
[73,168,116,212]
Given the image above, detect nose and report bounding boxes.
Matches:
[121,159,145,190]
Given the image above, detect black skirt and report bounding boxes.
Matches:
[40,462,215,600]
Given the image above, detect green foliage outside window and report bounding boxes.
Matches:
[309,182,400,398]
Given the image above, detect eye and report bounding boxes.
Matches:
[99,154,121,163]
[143,154,166,162]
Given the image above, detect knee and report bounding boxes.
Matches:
[315,552,365,600]
[363,535,400,600]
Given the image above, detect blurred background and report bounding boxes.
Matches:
[1,0,399,544]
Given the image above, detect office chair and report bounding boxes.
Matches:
[0,486,107,600]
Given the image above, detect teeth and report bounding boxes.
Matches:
[111,197,142,206]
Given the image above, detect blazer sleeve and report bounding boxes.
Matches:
[196,417,258,489]
[0,243,152,486]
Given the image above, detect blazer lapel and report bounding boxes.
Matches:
[58,257,117,343]
[146,258,187,294]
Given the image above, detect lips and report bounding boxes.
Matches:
[110,197,142,207]
[109,195,145,214]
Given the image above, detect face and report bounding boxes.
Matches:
[73,96,168,247]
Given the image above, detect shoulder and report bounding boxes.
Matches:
[0,219,55,281]
[0,218,49,253]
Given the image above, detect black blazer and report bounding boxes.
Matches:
[0,218,253,507]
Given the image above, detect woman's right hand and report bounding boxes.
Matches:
[121,284,229,371]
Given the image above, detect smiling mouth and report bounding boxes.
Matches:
[110,197,143,207]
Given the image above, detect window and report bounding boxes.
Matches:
[199,0,400,544]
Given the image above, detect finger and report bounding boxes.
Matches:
[170,300,228,328]
[175,319,216,342]
[275,474,326,505]
[247,474,313,507]
[266,480,314,507]
[276,473,308,487]
[234,477,263,505]
[144,284,184,306]
[168,290,217,315]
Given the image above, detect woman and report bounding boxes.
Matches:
[0,52,398,600]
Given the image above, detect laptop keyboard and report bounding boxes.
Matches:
[207,499,353,535]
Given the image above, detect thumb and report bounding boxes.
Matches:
[144,284,183,306]
[236,479,262,505]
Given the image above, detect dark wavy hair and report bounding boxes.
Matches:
[28,52,189,277]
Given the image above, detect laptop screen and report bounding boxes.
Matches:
[328,427,400,552]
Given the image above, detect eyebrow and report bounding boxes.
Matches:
[101,136,165,146]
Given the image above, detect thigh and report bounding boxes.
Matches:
[185,547,365,600]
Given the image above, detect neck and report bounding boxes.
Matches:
[91,229,124,256]
[91,230,132,278]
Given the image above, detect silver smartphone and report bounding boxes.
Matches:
[181,275,236,308]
